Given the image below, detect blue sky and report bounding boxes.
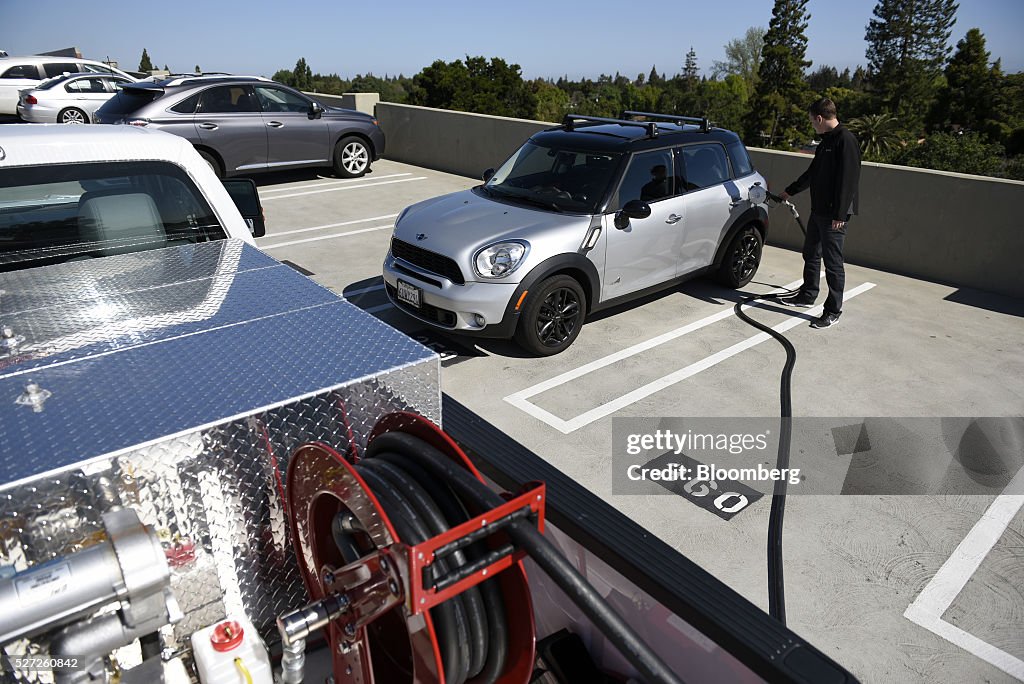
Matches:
[2,0,1021,79]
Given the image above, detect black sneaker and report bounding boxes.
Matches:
[810,312,841,329]
[778,292,816,307]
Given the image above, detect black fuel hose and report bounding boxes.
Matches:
[366,431,686,684]
[732,192,805,626]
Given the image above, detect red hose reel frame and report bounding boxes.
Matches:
[286,411,538,684]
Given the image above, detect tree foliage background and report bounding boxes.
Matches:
[271,0,1023,179]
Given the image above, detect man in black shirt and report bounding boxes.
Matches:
[779,98,861,329]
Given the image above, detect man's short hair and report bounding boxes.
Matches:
[808,98,837,120]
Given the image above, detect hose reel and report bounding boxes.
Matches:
[282,412,538,684]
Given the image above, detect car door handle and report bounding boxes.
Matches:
[198,122,218,130]
[267,121,284,128]
[665,214,682,224]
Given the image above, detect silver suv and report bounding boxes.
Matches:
[383,112,770,355]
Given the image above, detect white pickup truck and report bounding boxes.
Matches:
[0,124,264,271]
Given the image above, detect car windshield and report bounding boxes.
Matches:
[483,142,620,214]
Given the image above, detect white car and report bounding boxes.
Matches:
[0,125,264,271]
[17,72,136,123]
[0,55,136,116]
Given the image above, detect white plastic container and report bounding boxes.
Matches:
[190,616,273,684]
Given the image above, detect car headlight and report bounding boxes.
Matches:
[473,241,529,279]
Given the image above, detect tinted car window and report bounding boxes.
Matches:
[170,92,201,114]
[65,78,107,94]
[616,149,676,208]
[198,85,259,114]
[98,88,162,118]
[82,63,116,74]
[0,161,227,271]
[727,141,754,177]
[43,62,81,78]
[254,86,311,113]
[1,64,39,79]
[681,144,731,189]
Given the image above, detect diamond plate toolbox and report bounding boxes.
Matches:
[0,240,440,654]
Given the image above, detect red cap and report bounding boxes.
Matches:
[210,620,244,652]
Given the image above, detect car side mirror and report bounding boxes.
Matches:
[222,178,266,238]
[310,101,323,119]
[482,168,495,182]
[614,199,651,229]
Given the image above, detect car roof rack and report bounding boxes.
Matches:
[621,110,711,133]
[562,114,661,138]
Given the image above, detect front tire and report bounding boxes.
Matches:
[716,225,763,288]
[514,275,586,356]
[59,107,88,124]
[333,136,371,178]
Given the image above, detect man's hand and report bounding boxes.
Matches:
[780,191,790,201]
[831,219,846,230]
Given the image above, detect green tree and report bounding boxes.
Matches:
[711,26,765,98]
[847,113,902,161]
[930,28,1001,135]
[292,58,313,91]
[701,75,749,132]
[272,69,295,87]
[531,79,569,122]
[195,65,201,74]
[162,64,169,73]
[894,131,1003,176]
[138,48,153,72]
[743,0,812,148]
[409,56,537,119]
[865,0,958,132]
[683,47,699,92]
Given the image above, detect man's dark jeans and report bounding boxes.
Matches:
[801,213,847,314]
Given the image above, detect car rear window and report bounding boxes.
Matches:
[97,88,162,117]
[0,161,227,272]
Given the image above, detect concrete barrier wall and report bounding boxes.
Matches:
[376,103,550,178]
[376,102,1024,299]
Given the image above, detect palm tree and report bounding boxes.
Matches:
[847,113,901,160]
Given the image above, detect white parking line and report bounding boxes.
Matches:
[505,278,806,403]
[261,176,427,201]
[266,214,398,238]
[904,466,1024,680]
[505,282,876,433]
[260,173,411,193]
[343,284,386,298]
[364,302,393,314]
[260,224,394,250]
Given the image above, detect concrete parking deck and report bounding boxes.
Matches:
[253,159,1024,683]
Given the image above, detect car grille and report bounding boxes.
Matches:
[386,283,457,327]
[391,239,465,285]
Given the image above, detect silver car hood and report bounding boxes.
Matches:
[393,189,592,267]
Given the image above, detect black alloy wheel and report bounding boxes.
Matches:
[515,275,585,356]
[717,226,763,288]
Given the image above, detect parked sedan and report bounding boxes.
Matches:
[17,73,136,123]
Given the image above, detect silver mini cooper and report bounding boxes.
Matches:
[383,112,770,355]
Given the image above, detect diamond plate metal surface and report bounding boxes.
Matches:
[0,243,440,676]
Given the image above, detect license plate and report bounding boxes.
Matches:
[396,279,421,308]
